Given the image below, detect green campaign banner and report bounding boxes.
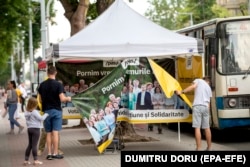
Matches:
[55,60,121,86]
[71,57,192,153]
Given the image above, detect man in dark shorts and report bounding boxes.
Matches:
[38,66,71,160]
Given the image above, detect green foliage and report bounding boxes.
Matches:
[211,4,231,18]
[86,2,99,24]
[0,65,11,87]
[0,0,29,62]
[0,0,55,84]
[145,0,239,29]
[182,0,216,24]
[145,0,185,30]
[239,2,249,15]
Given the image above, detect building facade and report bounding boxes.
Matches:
[216,0,248,15]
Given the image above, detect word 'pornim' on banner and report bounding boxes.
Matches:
[71,57,192,153]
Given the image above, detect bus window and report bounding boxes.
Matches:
[219,21,250,74]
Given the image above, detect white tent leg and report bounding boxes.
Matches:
[178,122,181,142]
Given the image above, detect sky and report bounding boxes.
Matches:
[49,0,150,43]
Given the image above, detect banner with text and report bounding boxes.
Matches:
[71,57,192,153]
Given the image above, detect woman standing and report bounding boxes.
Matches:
[120,86,129,108]
[152,86,165,133]
[5,80,24,135]
[128,85,136,110]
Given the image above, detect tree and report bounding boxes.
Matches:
[145,0,184,30]
[59,0,114,36]
[0,0,29,85]
[0,0,55,86]
[145,0,219,29]
[211,4,231,18]
[239,1,249,15]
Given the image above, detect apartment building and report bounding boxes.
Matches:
[216,0,248,15]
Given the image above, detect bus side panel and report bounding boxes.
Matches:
[218,117,250,129]
[215,74,250,129]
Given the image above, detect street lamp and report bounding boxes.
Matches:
[46,0,53,48]
[40,0,46,60]
[176,12,193,26]
[29,0,49,85]
[31,0,46,60]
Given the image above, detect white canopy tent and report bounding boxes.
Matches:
[52,0,203,61]
[51,0,203,142]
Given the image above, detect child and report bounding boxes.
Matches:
[23,97,49,165]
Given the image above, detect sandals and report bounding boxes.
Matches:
[33,160,43,165]
[23,161,31,166]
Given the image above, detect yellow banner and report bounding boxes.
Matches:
[148,58,192,108]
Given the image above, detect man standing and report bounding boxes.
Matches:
[175,76,212,151]
[136,84,153,110]
[38,66,71,160]
[136,84,153,130]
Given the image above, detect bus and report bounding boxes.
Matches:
[176,16,250,129]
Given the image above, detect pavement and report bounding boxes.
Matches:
[0,97,235,167]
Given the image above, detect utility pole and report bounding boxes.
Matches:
[248,0,250,15]
[40,0,46,60]
[11,45,16,81]
[32,0,46,59]
[29,0,35,85]
[21,39,25,82]
[46,0,53,48]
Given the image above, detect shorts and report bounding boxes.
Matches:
[44,109,62,132]
[192,105,209,129]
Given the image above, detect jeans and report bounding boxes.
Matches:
[8,103,20,129]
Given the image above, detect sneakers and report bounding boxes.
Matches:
[46,154,64,160]
[37,150,43,156]
[18,126,24,134]
[46,155,53,160]
[58,149,64,155]
[52,154,64,159]
[33,160,43,165]
[23,161,31,166]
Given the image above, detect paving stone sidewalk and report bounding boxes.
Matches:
[0,97,235,167]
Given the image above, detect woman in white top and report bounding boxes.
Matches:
[152,87,165,109]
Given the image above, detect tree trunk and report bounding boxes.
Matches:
[115,121,156,142]
[60,0,90,36]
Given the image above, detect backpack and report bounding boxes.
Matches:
[6,89,18,104]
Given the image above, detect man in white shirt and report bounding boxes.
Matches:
[176,76,212,151]
[132,79,141,101]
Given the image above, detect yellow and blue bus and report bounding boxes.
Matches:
[176,16,250,129]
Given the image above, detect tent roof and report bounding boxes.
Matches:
[52,0,203,61]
